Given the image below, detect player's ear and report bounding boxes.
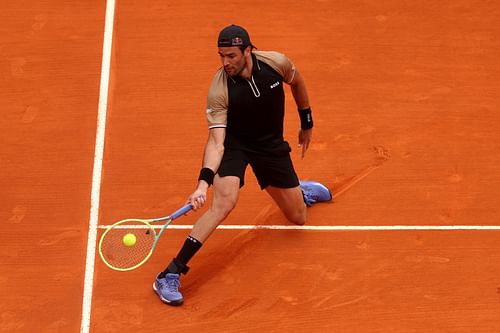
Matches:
[243,45,252,56]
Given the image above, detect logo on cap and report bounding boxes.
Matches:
[232,37,243,46]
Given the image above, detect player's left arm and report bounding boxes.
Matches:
[289,70,313,159]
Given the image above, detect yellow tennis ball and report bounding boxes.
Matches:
[122,233,137,247]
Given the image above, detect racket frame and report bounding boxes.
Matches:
[98,204,192,271]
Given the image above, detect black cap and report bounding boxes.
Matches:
[217,24,252,48]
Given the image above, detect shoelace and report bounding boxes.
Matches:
[303,194,317,205]
[302,189,318,205]
[165,277,180,292]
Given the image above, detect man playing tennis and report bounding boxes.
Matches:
[154,25,332,305]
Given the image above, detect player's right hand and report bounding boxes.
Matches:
[187,184,208,210]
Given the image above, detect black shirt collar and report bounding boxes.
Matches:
[251,52,261,74]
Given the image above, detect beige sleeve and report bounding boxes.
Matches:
[254,51,297,84]
[206,69,228,128]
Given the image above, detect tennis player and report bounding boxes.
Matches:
[154,25,332,305]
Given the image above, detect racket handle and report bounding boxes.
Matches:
[170,204,193,220]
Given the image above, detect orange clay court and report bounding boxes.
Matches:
[1,1,500,332]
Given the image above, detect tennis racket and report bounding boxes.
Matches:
[99,204,193,271]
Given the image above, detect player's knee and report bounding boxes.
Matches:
[211,197,237,221]
[287,208,306,226]
[290,215,306,226]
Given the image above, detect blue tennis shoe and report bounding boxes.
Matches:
[153,273,184,306]
[300,180,332,206]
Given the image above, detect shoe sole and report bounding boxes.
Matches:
[153,282,184,306]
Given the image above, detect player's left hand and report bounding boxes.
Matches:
[298,128,312,159]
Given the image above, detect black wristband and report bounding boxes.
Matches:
[198,167,215,186]
[298,107,314,130]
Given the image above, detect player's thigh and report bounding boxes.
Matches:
[211,175,241,218]
[190,176,241,242]
[265,185,306,225]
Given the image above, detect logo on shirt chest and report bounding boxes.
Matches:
[270,81,280,89]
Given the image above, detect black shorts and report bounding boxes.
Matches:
[217,143,300,190]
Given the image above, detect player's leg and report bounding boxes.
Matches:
[251,147,332,225]
[164,174,241,273]
[266,185,307,225]
[164,175,240,266]
[266,180,333,225]
[153,175,240,305]
[154,148,247,306]
[190,175,241,242]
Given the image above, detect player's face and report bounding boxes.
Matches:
[218,46,248,77]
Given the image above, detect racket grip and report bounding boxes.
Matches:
[170,204,193,220]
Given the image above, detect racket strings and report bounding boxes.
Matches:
[100,222,156,270]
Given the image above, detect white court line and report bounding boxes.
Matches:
[81,0,116,332]
[98,224,500,231]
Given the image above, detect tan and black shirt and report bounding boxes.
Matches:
[206,51,296,152]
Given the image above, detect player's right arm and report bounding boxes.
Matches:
[188,69,228,209]
[188,128,225,209]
